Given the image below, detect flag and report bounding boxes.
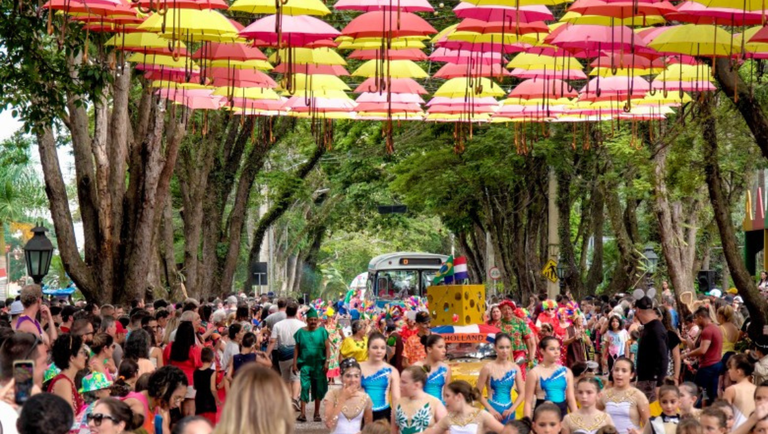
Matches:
[454,256,469,283]
[432,255,454,285]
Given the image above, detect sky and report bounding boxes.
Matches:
[0,110,22,141]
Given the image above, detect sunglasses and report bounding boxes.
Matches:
[87,413,119,426]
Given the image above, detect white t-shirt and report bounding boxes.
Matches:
[0,400,19,434]
[222,340,240,371]
[271,318,306,347]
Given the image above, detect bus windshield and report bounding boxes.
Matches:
[374,270,419,299]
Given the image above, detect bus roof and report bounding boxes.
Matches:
[367,252,449,272]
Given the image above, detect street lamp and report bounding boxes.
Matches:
[23,224,54,285]
[556,258,567,292]
[642,244,658,289]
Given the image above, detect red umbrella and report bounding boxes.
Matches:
[192,42,268,61]
[508,78,578,99]
[456,18,549,35]
[272,63,349,75]
[240,15,340,47]
[748,26,768,43]
[453,3,554,22]
[349,48,427,60]
[568,0,676,18]
[341,11,437,38]
[334,0,434,12]
[434,63,510,78]
[354,77,428,94]
[306,39,339,48]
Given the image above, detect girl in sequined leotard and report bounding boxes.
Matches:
[361,333,401,422]
[524,336,577,419]
[414,335,452,405]
[424,381,504,434]
[478,333,525,424]
[393,366,447,434]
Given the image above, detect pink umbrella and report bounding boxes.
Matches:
[354,77,428,94]
[231,98,287,111]
[510,68,587,80]
[240,15,340,47]
[341,11,437,38]
[429,47,505,64]
[428,104,497,114]
[204,68,277,87]
[579,76,650,101]
[453,3,554,22]
[549,25,649,53]
[666,1,765,26]
[456,18,549,35]
[436,39,530,54]
[334,0,433,12]
[428,96,499,106]
[144,69,202,83]
[355,102,424,112]
[434,63,510,79]
[508,78,578,99]
[283,96,356,112]
[568,0,676,18]
[192,42,268,61]
[356,92,425,103]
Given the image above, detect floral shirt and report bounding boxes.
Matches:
[403,333,427,364]
[499,316,532,353]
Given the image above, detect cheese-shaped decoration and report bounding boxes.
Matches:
[427,284,485,326]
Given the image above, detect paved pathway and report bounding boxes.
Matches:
[294,384,339,434]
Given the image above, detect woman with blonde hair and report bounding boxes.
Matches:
[163,316,179,346]
[214,364,294,434]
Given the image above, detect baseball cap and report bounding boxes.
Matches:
[10,301,23,315]
[735,295,744,303]
[708,289,723,298]
[635,296,655,311]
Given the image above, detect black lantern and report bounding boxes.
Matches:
[556,258,567,290]
[24,224,54,284]
[643,244,659,274]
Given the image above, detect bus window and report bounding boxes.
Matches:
[375,270,419,299]
[422,270,439,290]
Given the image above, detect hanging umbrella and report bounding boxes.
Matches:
[273,64,349,75]
[268,47,347,65]
[434,63,511,78]
[192,42,268,61]
[430,47,505,64]
[578,76,650,101]
[341,11,437,38]
[648,24,738,57]
[666,2,765,26]
[240,15,340,46]
[107,32,190,55]
[334,0,434,12]
[349,48,427,60]
[229,0,331,15]
[138,9,239,42]
[133,0,228,10]
[736,27,768,58]
[433,77,506,98]
[354,77,428,94]
[511,67,587,79]
[456,18,550,35]
[567,0,676,19]
[356,92,425,103]
[352,60,429,78]
[453,3,554,22]
[559,11,666,25]
[508,78,578,99]
[548,24,648,53]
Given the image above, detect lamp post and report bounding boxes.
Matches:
[23,224,54,285]
[556,258,567,293]
[642,244,659,289]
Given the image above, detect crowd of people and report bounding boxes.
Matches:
[0,281,765,434]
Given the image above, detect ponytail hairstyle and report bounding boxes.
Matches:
[447,380,481,403]
[403,366,428,386]
[533,402,562,422]
[110,358,139,397]
[421,334,443,350]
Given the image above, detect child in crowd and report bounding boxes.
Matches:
[709,401,735,432]
[195,347,221,425]
[724,354,756,429]
[562,378,613,434]
[638,385,679,434]
[676,418,702,434]
[699,408,728,434]
[626,330,640,365]
[502,418,533,434]
[678,382,701,420]
[229,332,257,379]
[361,419,390,434]
[530,402,563,434]
[750,336,768,386]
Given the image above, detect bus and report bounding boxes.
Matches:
[366,252,449,306]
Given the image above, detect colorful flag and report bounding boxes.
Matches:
[454,256,469,283]
[432,255,454,285]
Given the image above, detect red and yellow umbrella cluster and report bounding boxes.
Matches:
[43,0,766,146]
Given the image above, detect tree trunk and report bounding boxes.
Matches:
[700,93,768,338]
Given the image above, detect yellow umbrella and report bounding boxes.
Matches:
[636,92,692,105]
[447,31,527,44]
[127,53,199,69]
[202,59,273,70]
[507,53,581,70]
[734,27,768,57]
[268,47,347,65]
[278,74,351,92]
[139,9,238,42]
[560,11,665,25]
[106,32,186,50]
[425,113,494,122]
[648,25,739,57]
[433,77,506,98]
[431,23,459,44]
[352,60,429,78]
[229,0,330,15]
[655,64,713,82]
[283,89,352,99]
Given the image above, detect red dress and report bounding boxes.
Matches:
[48,373,84,413]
